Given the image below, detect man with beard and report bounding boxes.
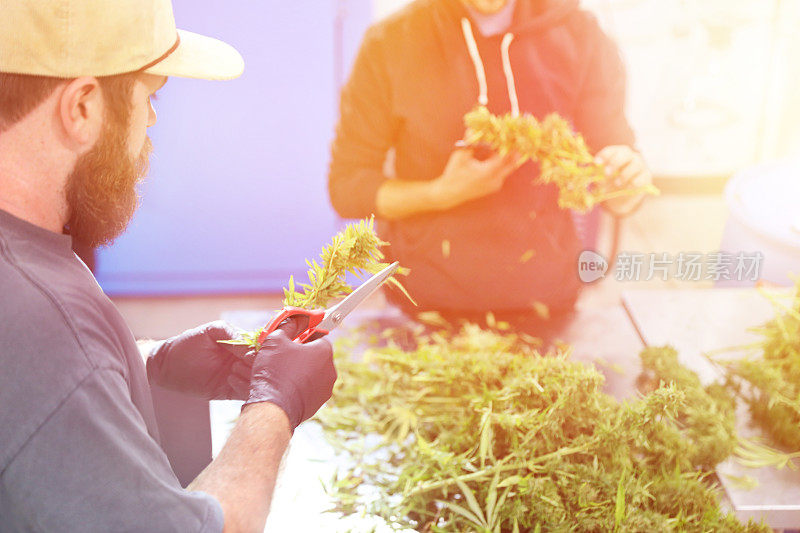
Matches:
[0,1,336,531]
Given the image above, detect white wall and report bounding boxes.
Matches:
[585,0,800,177]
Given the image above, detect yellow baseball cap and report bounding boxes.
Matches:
[0,0,244,80]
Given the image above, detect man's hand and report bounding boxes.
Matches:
[146,321,251,400]
[188,318,335,532]
[430,148,521,210]
[243,319,336,430]
[595,145,653,216]
[375,147,521,219]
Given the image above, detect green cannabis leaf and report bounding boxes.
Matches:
[283,216,411,309]
[315,324,768,532]
[711,279,800,452]
[638,345,739,469]
[639,345,800,475]
[463,106,659,213]
[223,216,412,351]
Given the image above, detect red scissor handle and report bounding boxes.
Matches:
[256,306,328,345]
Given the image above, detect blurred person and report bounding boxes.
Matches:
[329,0,652,332]
[0,1,335,531]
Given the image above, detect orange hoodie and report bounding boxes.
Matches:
[328,0,634,314]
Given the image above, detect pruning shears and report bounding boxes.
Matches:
[256,261,400,344]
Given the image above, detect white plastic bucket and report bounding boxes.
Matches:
[719,159,800,287]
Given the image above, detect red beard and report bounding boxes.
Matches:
[65,119,153,248]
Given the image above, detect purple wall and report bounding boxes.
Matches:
[95,1,372,295]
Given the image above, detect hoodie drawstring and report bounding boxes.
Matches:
[460,17,488,106]
[460,17,520,117]
[500,33,519,116]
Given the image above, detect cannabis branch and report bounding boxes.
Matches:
[463,106,660,212]
[318,325,769,532]
[225,217,410,350]
[711,280,800,452]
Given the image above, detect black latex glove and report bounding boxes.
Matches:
[243,318,336,430]
[146,321,252,400]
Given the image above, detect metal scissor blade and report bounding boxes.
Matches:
[317,261,399,332]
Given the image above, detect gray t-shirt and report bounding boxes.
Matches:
[0,209,223,532]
